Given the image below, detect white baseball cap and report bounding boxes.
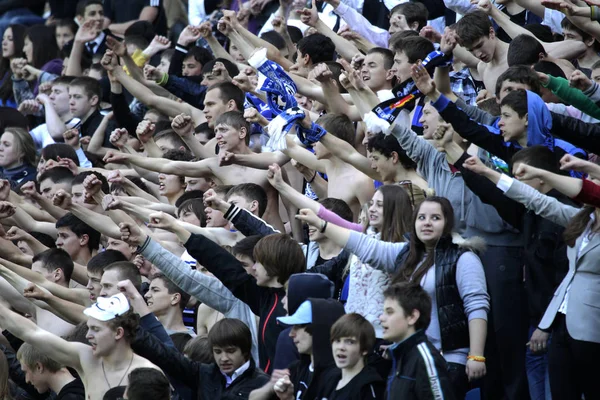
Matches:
[84,293,130,321]
[277,300,312,326]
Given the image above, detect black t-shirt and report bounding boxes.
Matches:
[104,0,167,35]
[294,366,313,399]
[57,378,85,400]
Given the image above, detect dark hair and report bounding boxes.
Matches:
[41,143,80,166]
[232,235,262,261]
[154,129,189,151]
[396,36,435,64]
[388,30,419,53]
[207,82,245,112]
[72,171,109,193]
[367,47,394,70]
[534,60,566,80]
[124,21,155,43]
[455,11,493,49]
[592,60,600,71]
[30,232,57,249]
[208,318,252,360]
[124,35,149,52]
[511,145,560,175]
[561,15,593,43]
[500,89,528,118]
[368,133,417,170]
[32,248,74,282]
[55,19,78,35]
[105,309,140,343]
[390,2,429,31]
[507,34,546,67]
[75,0,103,17]
[149,272,191,311]
[315,114,355,146]
[163,148,194,162]
[297,33,335,64]
[323,61,347,93]
[393,197,454,284]
[103,386,126,400]
[104,261,142,293]
[69,76,102,101]
[200,58,240,78]
[185,46,214,67]
[261,30,286,50]
[170,332,194,353]
[377,185,413,242]
[87,250,128,275]
[253,233,306,284]
[524,23,555,43]
[214,111,251,144]
[125,368,170,400]
[330,313,376,354]
[0,108,28,133]
[0,24,26,101]
[55,213,101,253]
[383,282,432,331]
[227,183,268,217]
[25,25,59,69]
[495,65,541,97]
[287,25,303,44]
[177,198,207,226]
[320,198,353,223]
[38,167,75,186]
[183,334,213,363]
[175,190,204,206]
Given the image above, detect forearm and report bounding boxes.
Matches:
[232,152,289,169]
[11,207,57,238]
[65,42,84,77]
[42,295,87,325]
[283,144,324,173]
[274,181,320,214]
[320,133,375,179]
[206,36,236,63]
[468,318,487,356]
[44,104,68,141]
[87,116,111,156]
[309,173,328,199]
[314,19,360,61]
[33,194,68,220]
[538,169,584,197]
[69,204,122,239]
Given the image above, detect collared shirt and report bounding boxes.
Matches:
[221,361,250,388]
[86,31,105,54]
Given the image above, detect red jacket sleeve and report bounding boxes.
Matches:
[573,178,600,208]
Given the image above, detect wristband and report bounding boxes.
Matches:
[467,355,486,362]
[320,220,328,233]
[134,235,151,255]
[157,72,169,86]
[307,170,317,183]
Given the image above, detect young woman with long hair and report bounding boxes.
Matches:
[0,127,37,188]
[0,24,25,107]
[297,196,490,399]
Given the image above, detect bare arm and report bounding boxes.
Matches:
[11,206,57,238]
[282,135,328,173]
[112,152,215,177]
[319,133,378,180]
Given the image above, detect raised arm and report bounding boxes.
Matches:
[104,151,215,177]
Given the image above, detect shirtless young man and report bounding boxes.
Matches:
[104,112,287,232]
[0,293,162,400]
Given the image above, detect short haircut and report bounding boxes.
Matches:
[388,30,419,53]
[50,75,76,88]
[297,33,335,64]
[55,19,78,35]
[177,198,207,226]
[534,60,566,80]
[511,145,561,174]
[55,213,101,253]
[593,60,600,70]
[390,2,429,31]
[163,148,194,162]
[124,21,154,43]
[316,114,355,146]
[253,233,306,284]
[184,46,214,67]
[30,232,57,249]
[183,334,213,363]
[213,185,234,197]
[261,30,286,50]
[232,235,263,261]
[214,111,251,144]
[200,58,240,78]
[208,318,252,359]
[507,34,546,67]
[75,0,103,17]
[383,282,432,332]
[495,65,541,97]
[175,190,204,206]
[38,167,75,186]
[500,89,528,118]
[287,26,303,44]
[72,171,109,193]
[330,313,376,354]
[87,250,128,275]
[397,36,435,64]
[17,343,63,373]
[125,368,170,400]
[42,143,80,166]
[149,272,191,310]
[319,198,353,223]
[154,129,190,151]
[561,15,593,42]
[524,23,555,43]
[103,262,142,293]
[105,309,139,343]
[367,47,394,70]
[110,175,150,196]
[206,82,245,112]
[69,76,102,101]
[32,248,74,282]
[455,11,493,49]
[226,183,268,217]
[367,133,417,170]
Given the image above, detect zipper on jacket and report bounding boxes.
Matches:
[262,293,279,372]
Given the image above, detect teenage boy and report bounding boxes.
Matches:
[272,298,345,400]
[380,283,455,399]
[123,368,170,400]
[0,293,162,400]
[31,248,74,288]
[68,77,114,144]
[144,273,193,337]
[38,167,75,201]
[74,0,108,57]
[17,343,85,399]
[56,213,101,266]
[317,313,385,400]
[105,111,286,232]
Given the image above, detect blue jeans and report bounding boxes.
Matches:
[0,9,45,37]
[525,325,552,400]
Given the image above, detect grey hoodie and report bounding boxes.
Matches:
[389,121,521,246]
[141,238,259,364]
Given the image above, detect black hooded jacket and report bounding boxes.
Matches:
[317,366,385,400]
[287,298,345,400]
